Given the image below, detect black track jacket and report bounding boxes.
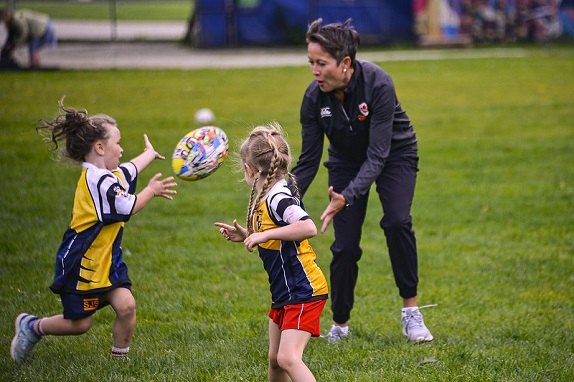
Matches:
[291,60,418,206]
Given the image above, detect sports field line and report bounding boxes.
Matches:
[32,44,530,70]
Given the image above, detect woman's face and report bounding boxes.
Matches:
[307,42,348,93]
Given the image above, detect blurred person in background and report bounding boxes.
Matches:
[0,8,57,68]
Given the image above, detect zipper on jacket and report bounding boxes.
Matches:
[340,104,353,132]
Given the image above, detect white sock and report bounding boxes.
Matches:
[111,346,130,357]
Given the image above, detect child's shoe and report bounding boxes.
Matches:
[10,313,42,363]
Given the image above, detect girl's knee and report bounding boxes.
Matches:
[73,317,93,334]
[105,287,136,318]
[116,298,136,318]
[269,356,281,371]
[276,352,299,372]
[269,354,286,377]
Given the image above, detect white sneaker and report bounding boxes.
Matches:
[402,306,434,343]
[326,324,349,344]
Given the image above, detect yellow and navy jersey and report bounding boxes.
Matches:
[50,162,138,295]
[252,179,328,308]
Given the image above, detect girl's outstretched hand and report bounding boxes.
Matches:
[131,134,166,173]
[143,134,165,161]
[147,173,177,200]
[214,219,247,243]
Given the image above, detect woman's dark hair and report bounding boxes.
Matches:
[306,18,360,66]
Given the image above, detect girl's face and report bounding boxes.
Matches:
[307,42,349,93]
[102,123,123,170]
[243,162,255,188]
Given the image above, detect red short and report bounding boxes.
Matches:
[268,299,326,337]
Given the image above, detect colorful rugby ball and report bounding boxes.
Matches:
[172,126,228,181]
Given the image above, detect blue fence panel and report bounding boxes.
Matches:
[197,0,414,47]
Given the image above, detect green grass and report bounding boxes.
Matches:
[15,1,192,21]
[1,46,573,381]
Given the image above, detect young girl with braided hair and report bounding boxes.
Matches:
[10,98,177,363]
[215,122,328,382]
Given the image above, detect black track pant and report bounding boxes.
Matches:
[327,151,419,324]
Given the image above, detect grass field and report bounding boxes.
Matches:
[13,1,192,21]
[0,46,573,381]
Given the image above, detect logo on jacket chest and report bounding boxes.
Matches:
[320,107,332,118]
[358,102,369,121]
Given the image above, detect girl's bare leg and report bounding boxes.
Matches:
[277,329,315,382]
[104,287,136,348]
[268,319,290,382]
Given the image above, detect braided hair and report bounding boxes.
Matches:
[37,97,116,163]
[240,122,301,236]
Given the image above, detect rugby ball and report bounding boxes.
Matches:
[172,126,228,181]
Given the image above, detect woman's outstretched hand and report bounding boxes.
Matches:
[320,186,347,233]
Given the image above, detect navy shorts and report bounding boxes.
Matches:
[60,285,131,320]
